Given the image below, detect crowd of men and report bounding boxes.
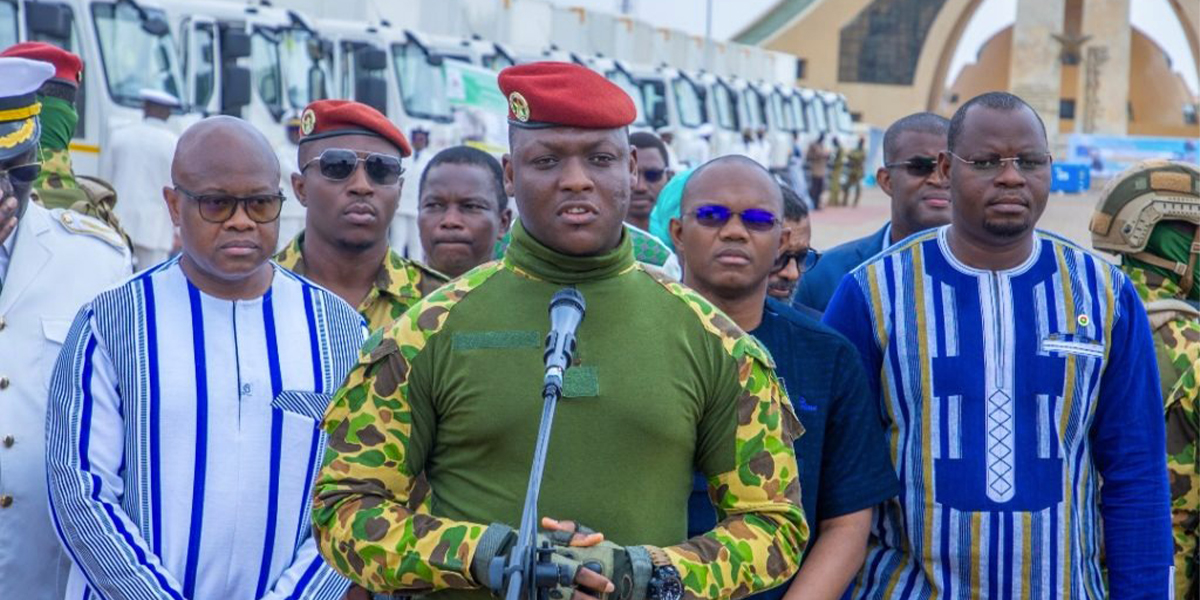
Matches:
[0,39,1196,600]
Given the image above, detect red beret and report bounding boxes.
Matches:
[1,42,81,85]
[298,99,411,157]
[498,62,636,129]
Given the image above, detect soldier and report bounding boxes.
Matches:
[0,56,132,600]
[313,61,807,600]
[275,99,446,331]
[0,42,130,243]
[1090,159,1200,599]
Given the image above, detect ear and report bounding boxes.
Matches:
[502,153,515,197]
[937,150,952,183]
[498,207,513,238]
[164,186,183,226]
[877,166,892,197]
[291,172,307,208]
[668,217,684,252]
[629,145,639,181]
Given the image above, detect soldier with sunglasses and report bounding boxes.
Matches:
[275,100,446,333]
[794,113,951,313]
[0,56,132,600]
[672,155,898,600]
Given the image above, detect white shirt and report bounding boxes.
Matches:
[102,118,179,254]
[46,260,364,600]
[0,203,131,600]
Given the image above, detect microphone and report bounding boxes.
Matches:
[543,288,586,397]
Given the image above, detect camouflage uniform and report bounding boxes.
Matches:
[1091,160,1200,599]
[274,231,448,332]
[313,221,808,599]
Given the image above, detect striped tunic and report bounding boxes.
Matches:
[46,259,364,600]
[823,227,1172,599]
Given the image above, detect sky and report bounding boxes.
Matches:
[547,0,1198,94]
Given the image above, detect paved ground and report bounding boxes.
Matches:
[809,186,1105,258]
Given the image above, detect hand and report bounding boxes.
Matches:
[341,585,372,600]
[0,196,16,246]
[542,517,614,600]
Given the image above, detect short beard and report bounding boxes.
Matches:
[982,217,1030,238]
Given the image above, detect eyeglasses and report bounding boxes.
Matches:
[0,162,41,184]
[301,148,404,185]
[174,186,285,224]
[687,204,779,232]
[884,156,937,177]
[773,248,820,274]
[640,168,668,183]
[950,152,1051,175]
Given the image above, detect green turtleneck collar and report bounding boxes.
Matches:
[504,219,635,284]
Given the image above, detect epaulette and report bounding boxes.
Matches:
[50,208,128,251]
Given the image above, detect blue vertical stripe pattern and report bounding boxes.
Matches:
[823,227,1172,599]
[46,259,364,600]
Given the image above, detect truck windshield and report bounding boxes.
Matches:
[0,2,16,50]
[392,42,452,122]
[606,69,647,127]
[743,88,764,129]
[672,76,705,128]
[713,82,736,131]
[280,26,330,108]
[92,2,183,108]
[809,98,827,133]
[788,95,808,133]
[770,91,793,131]
[833,98,854,132]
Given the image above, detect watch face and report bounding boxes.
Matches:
[651,566,684,600]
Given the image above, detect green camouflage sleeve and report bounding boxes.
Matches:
[312,269,502,594]
[662,335,809,600]
[1162,319,1200,599]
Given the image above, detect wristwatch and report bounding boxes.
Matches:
[645,547,683,600]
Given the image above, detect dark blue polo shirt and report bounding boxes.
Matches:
[688,298,900,599]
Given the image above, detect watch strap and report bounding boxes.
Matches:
[645,545,672,568]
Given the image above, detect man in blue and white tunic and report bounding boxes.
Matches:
[824,92,1172,599]
[46,117,363,600]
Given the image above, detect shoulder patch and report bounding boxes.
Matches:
[52,208,127,251]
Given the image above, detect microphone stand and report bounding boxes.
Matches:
[492,290,583,600]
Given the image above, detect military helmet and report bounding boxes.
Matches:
[1091,159,1200,294]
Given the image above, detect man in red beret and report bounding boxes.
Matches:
[275,99,446,332]
[315,62,808,600]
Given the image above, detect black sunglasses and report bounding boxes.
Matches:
[0,162,41,185]
[885,156,938,178]
[301,148,404,185]
[772,248,820,274]
[640,168,668,183]
[687,204,779,232]
[174,186,285,224]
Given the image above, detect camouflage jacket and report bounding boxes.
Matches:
[313,223,807,599]
[1126,265,1200,600]
[275,232,448,332]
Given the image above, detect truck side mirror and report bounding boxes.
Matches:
[222,64,251,115]
[357,77,387,116]
[26,3,72,41]
[357,47,387,72]
[221,29,252,61]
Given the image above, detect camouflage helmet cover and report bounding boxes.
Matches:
[1090,159,1200,255]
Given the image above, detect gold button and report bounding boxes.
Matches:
[2,436,12,448]
[0,495,12,508]
[0,377,8,390]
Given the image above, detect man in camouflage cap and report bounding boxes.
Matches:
[1091,159,1200,599]
[313,61,807,600]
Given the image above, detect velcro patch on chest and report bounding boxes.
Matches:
[563,366,599,398]
[452,330,541,351]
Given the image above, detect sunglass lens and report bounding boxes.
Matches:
[246,196,284,223]
[364,154,402,185]
[198,196,238,222]
[694,205,731,227]
[740,209,778,231]
[906,158,936,177]
[319,150,358,180]
[9,164,40,183]
[643,169,664,183]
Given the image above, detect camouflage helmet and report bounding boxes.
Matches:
[1091,159,1200,294]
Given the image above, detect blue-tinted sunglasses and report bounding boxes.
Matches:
[687,204,780,232]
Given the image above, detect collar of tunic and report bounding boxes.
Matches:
[504,219,636,284]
